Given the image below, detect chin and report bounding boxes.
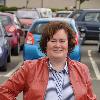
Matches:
[53,55,65,59]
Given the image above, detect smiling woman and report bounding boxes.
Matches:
[0,21,96,100]
[46,29,68,70]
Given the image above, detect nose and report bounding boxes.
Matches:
[55,41,61,47]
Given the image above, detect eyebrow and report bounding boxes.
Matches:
[51,38,67,40]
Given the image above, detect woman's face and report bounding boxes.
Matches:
[47,29,68,60]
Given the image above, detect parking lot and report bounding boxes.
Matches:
[0,40,100,99]
[0,2,100,99]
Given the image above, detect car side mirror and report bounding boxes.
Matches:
[5,33,12,37]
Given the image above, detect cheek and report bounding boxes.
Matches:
[47,41,54,48]
[46,43,52,52]
[64,42,68,49]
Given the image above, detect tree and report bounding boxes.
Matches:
[80,0,85,4]
[77,0,85,4]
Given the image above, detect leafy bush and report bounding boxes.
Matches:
[0,6,18,12]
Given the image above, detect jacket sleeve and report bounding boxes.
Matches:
[0,61,29,100]
[82,64,96,100]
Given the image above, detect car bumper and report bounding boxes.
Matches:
[23,44,45,60]
[69,45,81,61]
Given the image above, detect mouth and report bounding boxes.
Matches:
[53,49,63,53]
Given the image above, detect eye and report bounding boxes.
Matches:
[60,40,66,43]
[50,39,56,43]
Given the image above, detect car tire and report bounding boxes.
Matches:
[98,45,100,52]
[81,37,85,45]
[7,52,11,62]
[0,65,7,71]
[14,42,20,56]
[0,59,7,71]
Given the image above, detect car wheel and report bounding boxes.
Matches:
[98,45,100,52]
[14,42,20,56]
[81,37,85,45]
[7,51,11,62]
[0,65,7,71]
[0,59,7,71]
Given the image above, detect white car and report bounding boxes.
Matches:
[35,8,53,18]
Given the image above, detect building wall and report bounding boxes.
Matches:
[6,0,100,9]
[6,0,75,9]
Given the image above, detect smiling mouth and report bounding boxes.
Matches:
[53,50,63,52]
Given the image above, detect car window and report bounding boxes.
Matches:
[69,11,82,20]
[32,20,78,35]
[0,15,12,26]
[16,10,40,19]
[56,13,70,17]
[84,12,100,22]
[13,14,21,25]
[2,24,7,34]
[34,23,47,34]
[0,27,2,36]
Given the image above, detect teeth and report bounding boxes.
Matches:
[53,50,62,52]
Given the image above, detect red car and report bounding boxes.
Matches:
[0,12,25,55]
[16,9,41,36]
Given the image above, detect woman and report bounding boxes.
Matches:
[0,22,96,100]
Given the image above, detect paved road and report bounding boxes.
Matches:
[81,41,100,100]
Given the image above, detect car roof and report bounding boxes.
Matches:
[75,9,100,12]
[0,12,14,19]
[81,9,100,11]
[17,8,38,12]
[33,17,74,24]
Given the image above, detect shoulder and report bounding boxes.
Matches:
[69,59,90,76]
[69,60,92,83]
[22,57,48,70]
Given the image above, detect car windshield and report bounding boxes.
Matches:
[56,13,70,17]
[16,10,40,19]
[84,12,100,22]
[31,20,77,35]
[33,23,47,34]
[0,15,12,26]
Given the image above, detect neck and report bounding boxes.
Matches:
[49,58,66,71]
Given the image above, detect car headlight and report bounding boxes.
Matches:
[0,47,3,56]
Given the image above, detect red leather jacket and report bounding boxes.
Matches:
[0,57,96,100]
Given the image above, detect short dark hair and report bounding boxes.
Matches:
[40,21,76,54]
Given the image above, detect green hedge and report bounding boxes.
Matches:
[0,6,18,12]
[51,7,68,12]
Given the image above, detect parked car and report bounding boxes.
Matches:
[16,9,41,35]
[68,9,100,44]
[0,22,12,71]
[55,10,73,17]
[98,33,100,52]
[23,18,81,61]
[0,12,25,55]
[35,8,53,18]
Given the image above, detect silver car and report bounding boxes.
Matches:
[0,22,12,71]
